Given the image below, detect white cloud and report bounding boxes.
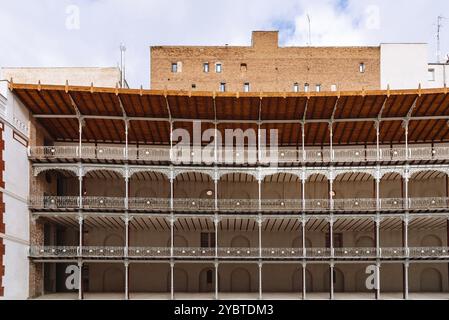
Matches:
[0,0,448,87]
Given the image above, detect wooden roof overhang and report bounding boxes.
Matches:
[10,82,449,146]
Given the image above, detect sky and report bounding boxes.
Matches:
[0,0,448,88]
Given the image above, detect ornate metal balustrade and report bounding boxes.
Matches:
[29,145,449,164]
[28,196,449,212]
[334,247,377,258]
[29,246,449,259]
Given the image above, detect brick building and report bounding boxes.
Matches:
[151,31,380,92]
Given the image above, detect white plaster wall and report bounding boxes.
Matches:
[427,63,449,88]
[1,67,121,88]
[0,89,31,299]
[380,43,429,90]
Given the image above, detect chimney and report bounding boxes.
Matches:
[251,31,279,49]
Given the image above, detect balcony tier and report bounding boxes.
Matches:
[29,196,449,213]
[28,145,449,165]
[29,246,449,260]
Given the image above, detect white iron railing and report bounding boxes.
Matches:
[29,246,449,259]
[29,146,449,163]
[28,196,449,212]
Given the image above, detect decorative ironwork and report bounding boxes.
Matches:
[29,246,449,259]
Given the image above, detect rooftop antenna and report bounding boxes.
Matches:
[120,43,126,88]
[436,15,445,63]
[306,14,312,46]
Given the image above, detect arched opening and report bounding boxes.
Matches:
[261,173,302,207]
[103,234,124,246]
[420,235,442,247]
[355,268,371,292]
[33,169,79,208]
[166,235,188,247]
[83,169,125,197]
[129,171,170,201]
[175,172,213,197]
[333,172,374,203]
[230,268,251,292]
[218,173,258,211]
[102,267,124,292]
[409,170,446,199]
[420,268,443,292]
[134,187,157,198]
[231,235,250,248]
[305,173,328,200]
[292,236,312,248]
[199,268,215,292]
[292,268,313,292]
[324,267,344,292]
[379,172,402,201]
[355,236,375,248]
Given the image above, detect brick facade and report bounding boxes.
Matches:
[0,122,5,296]
[150,31,381,92]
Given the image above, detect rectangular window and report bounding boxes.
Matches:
[304,83,309,92]
[219,82,226,92]
[171,63,178,73]
[200,233,216,248]
[316,84,321,92]
[293,83,299,92]
[243,82,250,92]
[215,63,222,73]
[240,63,247,72]
[206,270,213,283]
[203,62,209,73]
[330,84,337,92]
[200,233,209,248]
[428,68,436,81]
[359,62,366,73]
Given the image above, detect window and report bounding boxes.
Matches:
[359,62,366,73]
[200,232,216,248]
[219,82,226,92]
[191,84,196,89]
[243,82,250,92]
[428,68,436,81]
[240,63,247,72]
[203,62,209,73]
[215,63,222,73]
[206,270,213,284]
[330,84,337,92]
[171,63,178,73]
[293,83,299,92]
[304,83,309,92]
[316,84,321,92]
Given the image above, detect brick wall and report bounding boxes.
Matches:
[0,122,5,296]
[150,31,381,92]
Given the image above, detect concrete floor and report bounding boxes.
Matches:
[33,292,449,300]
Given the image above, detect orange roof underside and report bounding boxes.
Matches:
[10,82,449,146]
